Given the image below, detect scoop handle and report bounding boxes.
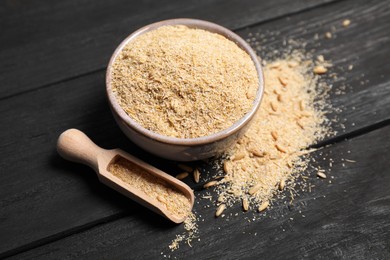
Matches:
[57,129,104,172]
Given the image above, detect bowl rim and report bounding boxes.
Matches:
[106,18,264,146]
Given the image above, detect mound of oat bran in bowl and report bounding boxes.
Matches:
[110,25,259,139]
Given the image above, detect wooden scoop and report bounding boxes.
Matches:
[57,129,194,223]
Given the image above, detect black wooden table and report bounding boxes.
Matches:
[1,0,389,259]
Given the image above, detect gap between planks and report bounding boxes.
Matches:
[0,212,127,259]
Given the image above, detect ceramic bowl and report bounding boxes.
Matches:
[106,18,264,161]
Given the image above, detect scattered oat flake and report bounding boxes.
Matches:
[279,179,286,191]
[278,76,288,86]
[258,201,270,212]
[242,198,249,211]
[232,152,245,161]
[203,180,218,189]
[275,144,288,153]
[313,66,328,74]
[271,131,278,141]
[250,149,266,157]
[176,172,189,180]
[325,32,332,39]
[249,183,262,195]
[342,19,351,27]
[299,100,305,111]
[317,171,327,179]
[193,169,200,183]
[216,204,226,217]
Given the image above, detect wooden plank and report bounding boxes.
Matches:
[1,0,390,256]
[9,125,390,259]
[0,0,338,98]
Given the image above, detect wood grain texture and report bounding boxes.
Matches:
[1,0,389,257]
[0,0,338,98]
[241,0,390,135]
[10,126,390,259]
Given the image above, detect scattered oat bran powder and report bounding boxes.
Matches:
[217,55,329,211]
[169,212,198,251]
[110,25,258,138]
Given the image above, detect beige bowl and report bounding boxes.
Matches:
[106,18,264,161]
